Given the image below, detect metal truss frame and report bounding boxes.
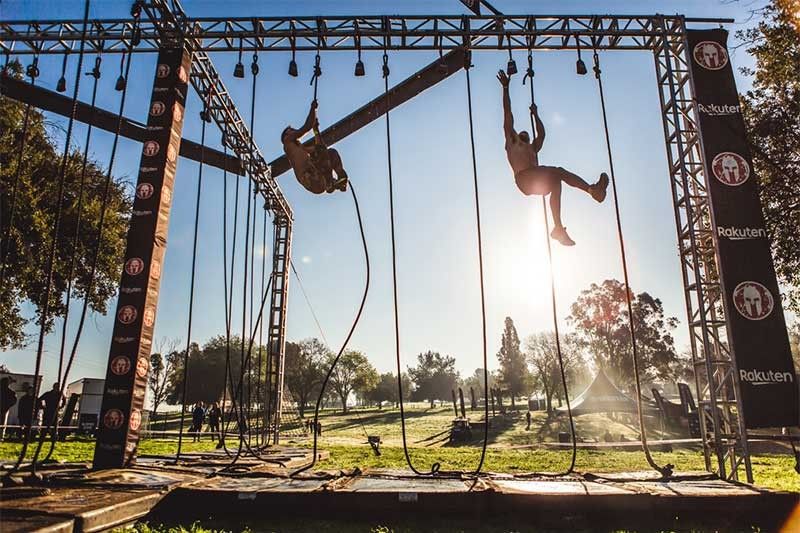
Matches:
[1,4,748,476]
[652,16,751,482]
[2,14,731,54]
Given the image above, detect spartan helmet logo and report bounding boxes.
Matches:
[733,281,774,320]
[693,41,728,70]
[117,305,138,324]
[129,409,142,431]
[110,356,132,376]
[712,152,749,186]
[103,409,124,430]
[136,183,154,200]
[125,257,145,276]
[143,307,155,327]
[149,101,166,117]
[156,64,170,78]
[136,357,149,379]
[143,141,160,157]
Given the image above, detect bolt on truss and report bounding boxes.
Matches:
[1,14,732,55]
[652,16,751,483]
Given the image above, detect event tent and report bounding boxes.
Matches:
[557,369,658,416]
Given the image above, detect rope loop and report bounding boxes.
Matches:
[26,56,39,79]
[251,52,259,76]
[90,55,101,79]
[592,49,601,79]
[382,52,390,78]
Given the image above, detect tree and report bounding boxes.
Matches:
[525,332,588,412]
[568,279,680,388]
[367,372,411,408]
[738,2,800,312]
[326,350,378,413]
[283,338,327,418]
[0,61,131,350]
[167,335,262,406]
[408,351,460,408]
[789,322,800,372]
[496,317,530,408]
[148,337,180,420]
[460,368,494,401]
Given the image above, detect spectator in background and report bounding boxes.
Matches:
[17,383,34,438]
[39,383,65,439]
[1,377,17,432]
[207,402,221,441]
[525,410,532,431]
[192,402,206,442]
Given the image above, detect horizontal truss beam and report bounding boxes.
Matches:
[1,15,733,55]
[0,74,243,174]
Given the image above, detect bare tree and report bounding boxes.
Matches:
[148,336,180,425]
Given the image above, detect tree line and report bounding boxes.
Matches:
[147,278,685,418]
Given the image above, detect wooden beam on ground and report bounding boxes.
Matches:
[269,47,467,178]
[0,74,243,174]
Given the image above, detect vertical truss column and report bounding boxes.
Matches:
[264,214,292,444]
[94,45,192,469]
[652,16,751,482]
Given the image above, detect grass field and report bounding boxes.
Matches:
[2,405,797,492]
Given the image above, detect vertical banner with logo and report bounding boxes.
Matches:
[688,29,798,429]
[93,47,192,468]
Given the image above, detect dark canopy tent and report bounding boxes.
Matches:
[558,369,658,416]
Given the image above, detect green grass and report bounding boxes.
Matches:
[3,405,797,493]
[0,437,219,464]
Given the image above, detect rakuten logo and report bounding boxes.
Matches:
[698,103,740,116]
[717,226,767,240]
[739,369,794,386]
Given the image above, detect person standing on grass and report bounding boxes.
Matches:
[1,377,17,433]
[191,402,205,442]
[38,383,65,439]
[207,402,221,441]
[16,383,34,438]
[526,410,532,431]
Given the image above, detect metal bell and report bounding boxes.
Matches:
[115,75,126,91]
[233,61,245,79]
[56,76,67,93]
[288,59,298,77]
[354,59,365,77]
[507,59,518,76]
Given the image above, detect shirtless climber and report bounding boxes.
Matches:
[497,70,608,246]
[281,100,348,194]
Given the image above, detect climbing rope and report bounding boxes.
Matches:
[176,89,211,460]
[463,56,491,477]
[290,183,370,476]
[592,48,673,479]
[5,0,91,478]
[0,55,39,289]
[382,45,440,476]
[521,49,578,476]
[291,46,370,476]
[30,52,105,467]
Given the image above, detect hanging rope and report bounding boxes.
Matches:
[291,45,370,477]
[592,48,673,479]
[176,89,211,460]
[382,46,440,477]
[254,206,268,447]
[463,58,491,477]
[521,49,577,476]
[218,143,241,455]
[291,182,370,476]
[0,54,39,289]
[30,53,104,468]
[5,0,91,478]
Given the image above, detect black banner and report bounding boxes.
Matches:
[688,29,798,429]
[93,47,191,468]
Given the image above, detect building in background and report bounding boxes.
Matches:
[65,378,105,433]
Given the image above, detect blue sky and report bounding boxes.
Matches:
[2,1,787,391]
